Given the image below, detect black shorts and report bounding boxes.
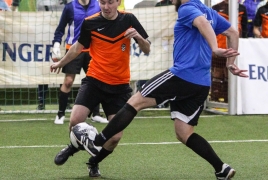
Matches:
[140,70,210,126]
[62,51,90,74]
[75,76,132,117]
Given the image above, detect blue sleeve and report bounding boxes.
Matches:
[52,4,73,45]
[178,4,203,29]
[214,12,231,35]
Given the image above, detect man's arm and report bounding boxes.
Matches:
[50,41,84,73]
[136,38,150,55]
[193,15,218,52]
[220,27,248,77]
[193,15,240,58]
[193,15,247,77]
[124,28,150,54]
[53,6,70,45]
[51,5,71,61]
[253,26,263,38]
[221,26,239,65]
[253,9,263,38]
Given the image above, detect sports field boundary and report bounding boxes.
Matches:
[0,115,222,122]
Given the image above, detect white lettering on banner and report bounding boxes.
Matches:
[237,39,268,114]
[0,6,176,85]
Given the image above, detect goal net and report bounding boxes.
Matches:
[0,1,176,113]
[0,0,250,113]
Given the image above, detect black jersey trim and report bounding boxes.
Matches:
[91,33,125,44]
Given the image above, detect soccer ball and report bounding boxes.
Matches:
[70,122,98,150]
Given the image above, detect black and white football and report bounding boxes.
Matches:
[70,122,98,150]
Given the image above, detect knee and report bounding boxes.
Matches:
[69,119,84,130]
[175,132,189,145]
[63,76,75,89]
[128,92,154,111]
[64,81,74,89]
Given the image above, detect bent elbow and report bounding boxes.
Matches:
[143,47,150,55]
[234,29,240,38]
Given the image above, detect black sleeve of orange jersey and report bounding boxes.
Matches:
[130,14,149,43]
[77,20,91,48]
[241,5,248,38]
[254,8,262,27]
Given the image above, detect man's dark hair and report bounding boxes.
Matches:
[60,0,68,5]
[175,0,182,12]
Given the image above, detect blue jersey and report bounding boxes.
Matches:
[52,0,100,46]
[169,0,231,86]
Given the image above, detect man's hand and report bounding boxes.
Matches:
[213,48,240,58]
[124,28,141,40]
[51,42,62,62]
[124,28,150,54]
[50,62,62,74]
[227,64,248,78]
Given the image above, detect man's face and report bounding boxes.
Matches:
[99,0,120,20]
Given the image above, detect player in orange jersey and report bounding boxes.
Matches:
[50,0,150,177]
[254,1,268,38]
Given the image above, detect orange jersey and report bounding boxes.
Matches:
[78,11,149,85]
[212,2,248,48]
[254,3,268,38]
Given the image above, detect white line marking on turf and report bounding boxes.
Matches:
[0,119,47,122]
[119,139,268,145]
[0,140,267,149]
[0,115,221,122]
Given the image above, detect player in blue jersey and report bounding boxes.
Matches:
[52,0,108,125]
[84,0,248,179]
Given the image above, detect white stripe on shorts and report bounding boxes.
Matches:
[171,106,201,124]
[140,71,174,96]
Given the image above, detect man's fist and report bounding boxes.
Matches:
[51,42,61,62]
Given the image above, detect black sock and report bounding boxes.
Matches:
[38,84,48,105]
[94,103,137,146]
[58,90,69,116]
[186,133,223,172]
[89,148,113,164]
[92,104,100,117]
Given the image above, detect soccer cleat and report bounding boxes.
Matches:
[91,115,109,124]
[54,144,79,165]
[81,135,101,157]
[54,115,65,125]
[215,163,236,180]
[37,104,45,110]
[87,160,101,177]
